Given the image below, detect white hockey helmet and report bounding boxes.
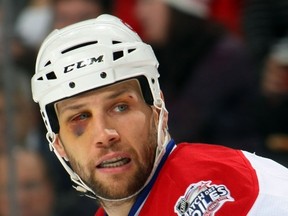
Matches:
[31,14,161,135]
[31,14,169,200]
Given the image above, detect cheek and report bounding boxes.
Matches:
[72,123,86,137]
[127,110,157,152]
[126,111,150,135]
[58,126,91,163]
[59,120,88,140]
[138,120,158,168]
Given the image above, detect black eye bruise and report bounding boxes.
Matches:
[73,125,85,137]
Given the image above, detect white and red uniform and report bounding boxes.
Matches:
[95,140,288,216]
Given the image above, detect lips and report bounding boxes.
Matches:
[97,157,131,168]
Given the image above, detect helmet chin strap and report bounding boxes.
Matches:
[46,99,170,202]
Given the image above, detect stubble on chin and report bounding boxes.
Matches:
[66,123,158,200]
[90,136,156,200]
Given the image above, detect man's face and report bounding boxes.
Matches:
[55,79,158,200]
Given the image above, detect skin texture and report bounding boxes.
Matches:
[53,80,161,215]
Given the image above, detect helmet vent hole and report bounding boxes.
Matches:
[113,51,124,61]
[46,72,57,80]
[112,40,122,44]
[37,76,43,81]
[61,41,98,54]
[151,78,155,84]
[100,72,107,78]
[69,82,76,88]
[44,61,51,67]
[128,48,136,53]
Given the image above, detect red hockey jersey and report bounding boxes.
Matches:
[95,141,288,215]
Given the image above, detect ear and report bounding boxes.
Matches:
[53,135,68,158]
[153,91,169,129]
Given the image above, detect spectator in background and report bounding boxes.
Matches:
[12,0,113,75]
[14,0,53,52]
[0,69,42,152]
[51,0,113,29]
[0,141,97,216]
[243,0,288,68]
[12,0,53,74]
[113,0,246,40]
[134,0,260,152]
[209,0,246,38]
[243,0,288,166]
[0,147,56,216]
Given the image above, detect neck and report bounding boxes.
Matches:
[101,198,135,216]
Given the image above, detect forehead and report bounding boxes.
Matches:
[57,79,142,107]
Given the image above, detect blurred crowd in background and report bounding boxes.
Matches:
[1,0,288,215]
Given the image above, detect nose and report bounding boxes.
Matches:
[97,128,120,147]
[92,119,120,147]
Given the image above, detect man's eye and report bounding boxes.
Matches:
[114,104,128,112]
[72,113,90,121]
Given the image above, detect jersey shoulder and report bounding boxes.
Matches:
[140,143,259,215]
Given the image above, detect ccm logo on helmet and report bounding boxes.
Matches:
[64,55,104,73]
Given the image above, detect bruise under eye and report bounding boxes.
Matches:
[69,113,90,136]
[72,123,86,136]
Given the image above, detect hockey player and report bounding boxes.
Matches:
[31,14,288,215]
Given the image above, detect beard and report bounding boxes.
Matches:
[65,122,158,200]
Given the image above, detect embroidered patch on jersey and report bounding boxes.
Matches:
[174,181,234,216]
